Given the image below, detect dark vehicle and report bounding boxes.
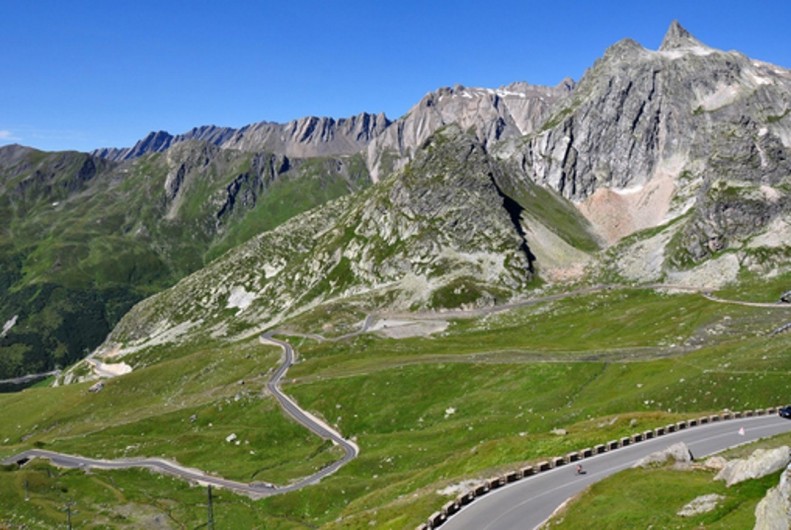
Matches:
[779,406,791,419]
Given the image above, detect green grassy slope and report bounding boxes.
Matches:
[1,287,789,528]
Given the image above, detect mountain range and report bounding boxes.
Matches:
[1,21,790,380]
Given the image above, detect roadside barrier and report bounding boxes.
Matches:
[418,407,782,529]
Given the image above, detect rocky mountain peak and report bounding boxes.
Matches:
[659,20,705,51]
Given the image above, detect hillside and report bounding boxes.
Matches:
[0,143,369,379]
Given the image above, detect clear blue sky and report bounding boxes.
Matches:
[2,0,790,152]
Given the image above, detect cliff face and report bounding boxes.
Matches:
[517,22,791,201]
[94,113,390,162]
[365,80,572,181]
[502,21,791,270]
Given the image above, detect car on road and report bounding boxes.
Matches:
[780,406,791,419]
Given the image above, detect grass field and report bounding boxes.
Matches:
[1,287,790,528]
[547,431,791,529]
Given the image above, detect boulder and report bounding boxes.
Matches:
[633,442,693,468]
[677,493,724,517]
[703,456,728,471]
[715,446,790,487]
[754,463,791,530]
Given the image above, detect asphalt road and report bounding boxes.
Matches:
[0,370,59,386]
[2,334,358,499]
[442,414,791,530]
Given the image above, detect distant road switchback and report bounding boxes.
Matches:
[2,333,359,499]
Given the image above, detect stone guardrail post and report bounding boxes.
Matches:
[457,490,475,506]
[488,476,505,489]
[442,500,459,517]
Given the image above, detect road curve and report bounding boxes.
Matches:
[1,334,358,499]
[0,370,59,386]
[442,414,791,530]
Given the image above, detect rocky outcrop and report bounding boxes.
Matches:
[222,113,390,157]
[367,81,572,181]
[715,446,790,487]
[677,493,724,517]
[94,113,389,162]
[633,442,693,468]
[754,463,791,530]
[510,21,791,251]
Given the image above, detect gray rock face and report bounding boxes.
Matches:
[515,22,791,203]
[660,19,702,51]
[498,20,791,273]
[715,446,791,487]
[754,463,791,530]
[220,112,390,158]
[94,113,389,162]
[93,127,235,161]
[367,80,572,181]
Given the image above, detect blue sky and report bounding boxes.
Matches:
[2,0,790,152]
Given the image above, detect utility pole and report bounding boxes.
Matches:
[24,478,29,501]
[66,502,73,530]
[207,485,215,530]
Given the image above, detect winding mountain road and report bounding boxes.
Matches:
[442,414,791,530]
[1,334,358,499]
